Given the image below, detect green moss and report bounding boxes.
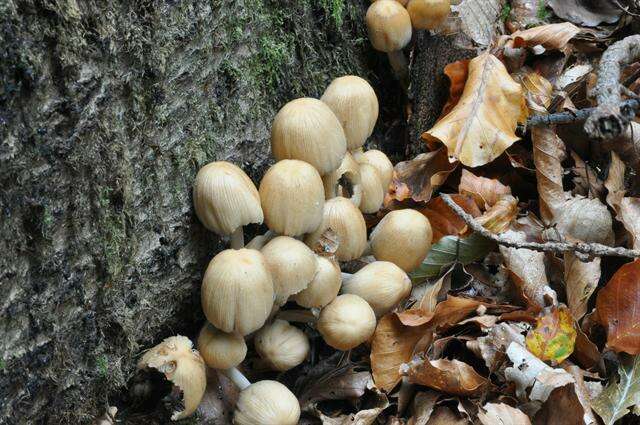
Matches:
[0,359,5,371]
[320,0,345,27]
[536,0,550,20]
[97,186,127,278]
[96,355,108,377]
[500,3,512,22]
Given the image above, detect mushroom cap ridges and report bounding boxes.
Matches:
[293,256,342,308]
[197,323,247,370]
[255,319,310,371]
[356,149,394,190]
[318,294,377,350]
[234,380,301,425]
[406,0,451,30]
[366,0,412,53]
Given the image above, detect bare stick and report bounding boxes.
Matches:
[526,99,640,127]
[440,194,640,259]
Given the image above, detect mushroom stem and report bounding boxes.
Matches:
[387,50,409,90]
[230,227,245,249]
[246,230,276,250]
[341,272,352,281]
[222,367,251,390]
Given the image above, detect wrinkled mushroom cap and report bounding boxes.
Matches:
[406,0,450,30]
[271,98,347,175]
[305,197,367,261]
[261,236,318,305]
[370,209,433,272]
[138,336,206,421]
[201,249,274,336]
[193,161,263,236]
[259,160,325,236]
[318,294,377,350]
[356,149,394,191]
[321,76,379,150]
[293,256,342,308]
[255,319,310,371]
[341,261,412,316]
[234,380,301,425]
[197,323,247,370]
[322,151,363,207]
[359,163,385,214]
[366,0,413,53]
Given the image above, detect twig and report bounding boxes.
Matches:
[440,194,640,259]
[526,98,640,127]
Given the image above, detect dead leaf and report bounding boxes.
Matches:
[475,195,518,234]
[564,253,601,319]
[459,169,512,209]
[417,270,452,313]
[506,0,545,31]
[441,60,470,118]
[478,402,531,425]
[547,0,622,27]
[423,53,524,167]
[592,354,640,425]
[533,384,585,425]
[555,197,614,245]
[197,369,239,424]
[467,322,527,370]
[425,406,469,425]
[298,366,373,407]
[517,71,553,112]
[408,391,440,425]
[531,126,567,222]
[605,153,640,249]
[571,151,604,199]
[563,363,601,425]
[525,305,577,364]
[572,325,603,371]
[618,198,640,249]
[511,23,581,51]
[401,357,489,396]
[453,0,505,46]
[317,391,389,425]
[420,195,482,242]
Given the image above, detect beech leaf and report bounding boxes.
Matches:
[564,253,601,320]
[592,355,640,425]
[400,357,489,396]
[525,305,577,364]
[511,22,581,51]
[478,402,531,425]
[475,194,518,234]
[441,60,470,118]
[459,169,511,209]
[533,384,585,425]
[419,194,482,243]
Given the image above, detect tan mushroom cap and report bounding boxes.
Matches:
[197,323,247,370]
[321,76,379,150]
[318,294,377,350]
[356,149,394,191]
[341,261,411,316]
[305,197,368,261]
[406,0,450,30]
[366,0,413,53]
[293,256,342,308]
[193,161,263,236]
[322,151,363,207]
[371,0,409,5]
[259,160,325,236]
[370,209,433,272]
[261,236,318,305]
[359,163,385,214]
[255,319,310,371]
[271,97,347,175]
[234,380,301,425]
[201,249,274,336]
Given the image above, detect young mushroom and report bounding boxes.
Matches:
[137,336,206,421]
[358,163,385,214]
[370,209,433,272]
[293,256,342,308]
[322,151,363,207]
[341,261,412,316]
[355,149,394,192]
[193,161,263,249]
[201,249,274,336]
[259,159,325,237]
[255,319,310,371]
[271,97,347,175]
[406,0,451,30]
[234,380,301,425]
[318,294,377,350]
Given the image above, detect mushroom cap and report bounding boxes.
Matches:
[255,319,310,371]
[234,380,301,425]
[322,151,363,207]
[366,0,413,53]
[321,76,379,150]
[359,163,385,214]
[138,336,206,421]
[193,161,263,236]
[372,0,409,5]
[259,160,325,236]
[197,323,247,370]
[318,294,377,350]
[305,197,368,261]
[406,0,450,30]
[370,209,433,272]
[341,261,412,316]
[201,249,274,336]
[261,236,318,305]
[293,256,342,308]
[356,149,394,191]
[271,98,347,175]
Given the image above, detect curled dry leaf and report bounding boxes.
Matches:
[419,195,482,243]
[517,70,553,113]
[533,384,585,425]
[531,126,567,222]
[299,365,373,408]
[400,357,489,396]
[197,369,239,424]
[547,0,621,27]
[441,60,470,118]
[564,253,601,320]
[459,169,511,209]
[525,305,577,364]
[467,322,527,370]
[562,363,601,425]
[605,152,640,249]
[571,151,604,199]
[408,391,440,425]
[511,22,581,51]
[592,355,640,425]
[475,194,518,234]
[478,402,531,425]
[317,391,389,425]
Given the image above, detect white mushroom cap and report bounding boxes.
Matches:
[359,163,385,214]
[197,323,247,370]
[255,319,310,371]
[321,76,379,150]
[293,256,342,308]
[370,209,433,272]
[322,151,363,207]
[261,236,318,305]
[259,160,325,236]
[356,149,394,191]
[318,294,377,350]
[201,249,274,336]
[406,0,450,30]
[366,0,413,53]
[271,98,347,175]
[341,261,411,316]
[234,380,301,425]
[193,161,263,236]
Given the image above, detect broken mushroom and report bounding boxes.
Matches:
[318,294,377,350]
[255,319,310,371]
[355,149,394,192]
[293,256,342,308]
[358,163,385,214]
[322,151,363,207]
[406,0,450,30]
[234,380,301,425]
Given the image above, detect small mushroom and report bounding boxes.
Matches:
[261,236,318,305]
[370,209,433,272]
[322,151,363,207]
[305,197,368,262]
[320,75,379,151]
[406,0,450,30]
[259,159,325,236]
[193,161,263,249]
[137,336,206,421]
[271,97,347,175]
[318,294,377,350]
[293,256,342,308]
[197,323,247,370]
[255,319,310,371]
[201,249,274,336]
[359,163,385,214]
[371,0,409,6]
[355,149,394,192]
[341,261,411,316]
[234,380,301,425]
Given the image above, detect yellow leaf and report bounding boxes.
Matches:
[525,306,577,364]
[422,53,524,167]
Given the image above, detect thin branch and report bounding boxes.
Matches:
[440,194,640,259]
[525,98,640,127]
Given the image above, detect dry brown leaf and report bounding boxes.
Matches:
[605,153,640,249]
[425,406,468,425]
[555,197,614,246]
[459,169,511,209]
[441,60,470,118]
[423,53,523,167]
[419,195,482,242]
[511,22,580,51]
[197,369,239,424]
[407,391,440,425]
[572,325,603,371]
[475,195,518,234]
[531,126,567,222]
[533,384,585,425]
[317,392,389,425]
[547,0,621,26]
[564,253,601,320]
[618,198,640,249]
[299,366,372,407]
[518,71,553,113]
[478,403,531,425]
[605,151,626,210]
[401,357,489,396]
[417,270,452,313]
[562,363,601,425]
[571,151,604,199]
[467,322,527,370]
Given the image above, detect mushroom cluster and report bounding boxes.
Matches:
[137,74,434,422]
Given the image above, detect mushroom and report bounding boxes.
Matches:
[366,0,413,86]
[359,163,385,214]
[406,0,450,30]
[271,98,347,175]
[201,249,274,336]
[322,151,363,207]
[137,336,206,421]
[293,256,342,308]
[371,0,409,5]
[259,159,325,236]
[317,294,377,350]
[320,76,379,151]
[261,236,318,305]
[305,197,368,262]
[255,319,310,371]
[234,380,301,425]
[355,149,394,192]
[197,323,247,371]
[370,209,433,272]
[341,261,411,316]
[193,161,263,249]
